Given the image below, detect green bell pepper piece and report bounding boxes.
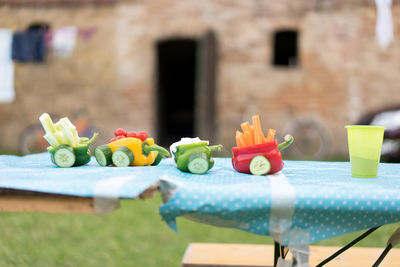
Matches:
[174,142,222,174]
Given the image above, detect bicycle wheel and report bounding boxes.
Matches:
[19,124,48,155]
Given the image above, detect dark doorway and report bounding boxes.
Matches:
[156,39,197,147]
[272,30,299,67]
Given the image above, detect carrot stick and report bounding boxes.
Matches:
[241,122,254,145]
[252,115,265,144]
[244,130,253,146]
[235,132,241,147]
[241,132,250,146]
[266,128,276,142]
[240,122,250,132]
[250,125,255,143]
[236,131,246,147]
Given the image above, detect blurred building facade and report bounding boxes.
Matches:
[0,0,399,158]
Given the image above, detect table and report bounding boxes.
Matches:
[1,153,399,266]
[158,158,400,266]
[0,153,161,213]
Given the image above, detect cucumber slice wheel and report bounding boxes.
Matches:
[208,158,215,170]
[187,152,209,174]
[112,146,134,167]
[94,145,113,167]
[53,144,76,168]
[47,146,56,165]
[249,155,271,175]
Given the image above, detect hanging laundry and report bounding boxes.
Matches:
[51,27,78,58]
[78,27,97,41]
[375,0,394,49]
[27,23,50,33]
[27,25,50,61]
[12,30,46,62]
[0,29,15,103]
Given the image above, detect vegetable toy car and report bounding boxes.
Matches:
[170,137,222,174]
[232,115,294,175]
[39,113,98,168]
[94,128,170,167]
[232,135,294,175]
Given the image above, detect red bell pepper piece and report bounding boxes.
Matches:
[232,139,284,175]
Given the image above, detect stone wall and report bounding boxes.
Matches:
[0,4,120,151]
[0,0,399,158]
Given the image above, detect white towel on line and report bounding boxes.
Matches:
[51,26,77,58]
[0,29,15,103]
[375,0,394,49]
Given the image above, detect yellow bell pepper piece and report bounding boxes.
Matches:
[107,137,157,166]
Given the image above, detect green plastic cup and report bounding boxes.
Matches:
[345,125,386,178]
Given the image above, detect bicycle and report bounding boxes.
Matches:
[283,117,331,160]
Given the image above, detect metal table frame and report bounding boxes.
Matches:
[273,226,393,267]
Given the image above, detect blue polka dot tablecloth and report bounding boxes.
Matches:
[0,153,161,199]
[2,154,400,246]
[158,158,400,246]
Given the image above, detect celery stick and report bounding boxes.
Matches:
[39,113,56,134]
[70,127,80,146]
[59,118,80,147]
[54,121,62,131]
[60,117,74,127]
[59,120,77,147]
[62,125,76,146]
[43,133,60,148]
[55,131,69,145]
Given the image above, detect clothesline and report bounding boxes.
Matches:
[10,25,96,62]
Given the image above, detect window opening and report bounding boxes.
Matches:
[272,30,299,67]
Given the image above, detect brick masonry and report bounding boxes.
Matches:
[0,0,399,158]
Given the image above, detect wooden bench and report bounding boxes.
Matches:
[182,243,400,267]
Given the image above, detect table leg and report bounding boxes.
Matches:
[282,246,290,259]
[274,241,280,267]
[372,244,392,267]
[316,226,381,266]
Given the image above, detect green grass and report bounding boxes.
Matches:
[0,195,398,266]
